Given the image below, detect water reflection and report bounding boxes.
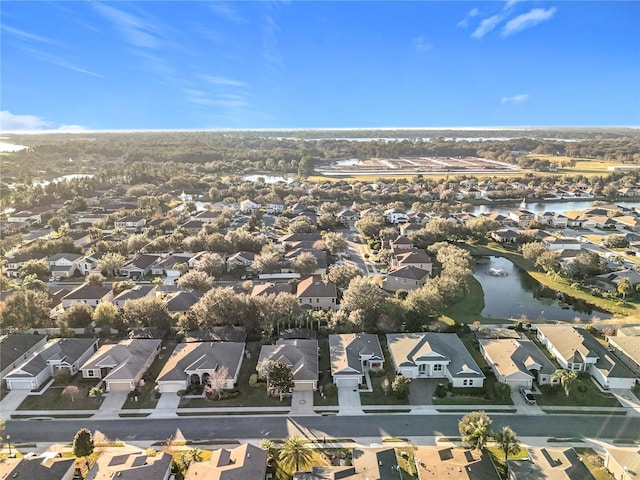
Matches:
[474,256,611,321]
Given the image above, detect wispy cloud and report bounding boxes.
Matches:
[501,93,529,104]
[2,24,102,77]
[93,3,161,49]
[457,8,479,28]
[412,36,432,52]
[202,75,247,88]
[504,0,524,11]
[502,7,557,37]
[472,14,503,39]
[207,2,248,24]
[0,110,87,131]
[263,12,285,72]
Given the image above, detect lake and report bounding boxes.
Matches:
[471,199,639,217]
[474,256,611,322]
[242,174,294,184]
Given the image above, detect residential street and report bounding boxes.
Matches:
[4,413,639,445]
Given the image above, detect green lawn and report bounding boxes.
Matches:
[122,338,179,409]
[485,444,529,479]
[574,448,614,480]
[442,276,510,324]
[536,379,621,408]
[360,339,410,406]
[17,374,101,411]
[179,341,292,408]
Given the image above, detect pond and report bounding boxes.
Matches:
[242,174,294,184]
[471,200,639,217]
[474,256,611,322]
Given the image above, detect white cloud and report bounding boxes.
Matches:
[457,8,480,28]
[202,76,247,88]
[412,36,432,52]
[472,15,503,39]
[208,2,248,24]
[502,7,557,37]
[0,110,87,132]
[93,3,161,49]
[504,0,523,10]
[501,94,529,104]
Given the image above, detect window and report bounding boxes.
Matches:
[433,364,442,371]
[87,370,94,377]
[463,379,468,386]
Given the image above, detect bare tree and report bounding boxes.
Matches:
[205,365,230,400]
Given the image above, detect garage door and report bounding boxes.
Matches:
[296,382,314,391]
[7,379,35,390]
[335,377,359,388]
[108,381,133,391]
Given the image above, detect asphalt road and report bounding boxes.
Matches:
[5,414,640,444]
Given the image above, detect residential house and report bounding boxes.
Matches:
[607,336,640,379]
[0,455,76,480]
[78,251,106,275]
[614,216,640,231]
[328,333,384,388]
[390,235,414,251]
[80,338,162,391]
[4,338,99,390]
[239,199,261,213]
[537,326,636,390]
[587,215,618,229]
[509,447,597,480]
[114,215,146,231]
[479,338,556,388]
[383,266,430,292]
[49,288,70,318]
[47,252,82,278]
[491,228,520,243]
[0,334,48,379]
[151,254,193,277]
[61,282,114,309]
[296,275,338,311]
[386,333,485,388]
[120,254,160,279]
[507,210,535,227]
[399,222,422,236]
[180,219,205,235]
[393,249,433,273]
[604,447,640,480]
[590,269,640,293]
[266,199,285,214]
[7,210,43,224]
[251,282,292,297]
[155,341,245,393]
[284,248,328,275]
[3,251,46,278]
[384,207,409,224]
[258,339,319,391]
[67,230,94,250]
[163,290,203,316]
[113,285,157,309]
[337,208,358,224]
[280,233,323,249]
[193,210,221,223]
[295,448,401,480]
[226,251,256,271]
[185,443,267,480]
[542,236,582,251]
[85,451,172,480]
[552,213,569,228]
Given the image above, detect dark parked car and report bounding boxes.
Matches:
[520,387,536,405]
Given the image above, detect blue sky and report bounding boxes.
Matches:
[1,1,639,131]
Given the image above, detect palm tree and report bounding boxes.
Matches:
[459,410,492,452]
[278,436,313,473]
[260,439,276,463]
[552,369,579,397]
[493,426,520,478]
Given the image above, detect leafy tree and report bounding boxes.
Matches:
[60,302,94,328]
[0,289,51,329]
[127,234,149,254]
[322,232,348,255]
[520,242,547,263]
[269,360,294,400]
[278,436,313,472]
[48,216,64,232]
[493,426,520,477]
[355,214,386,239]
[291,252,318,278]
[617,277,633,299]
[97,252,127,277]
[289,216,317,234]
[458,411,492,451]
[73,428,94,472]
[19,259,50,280]
[177,270,215,292]
[253,246,281,274]
[551,369,580,397]
[391,374,411,399]
[92,302,123,332]
[122,297,172,330]
[21,274,48,292]
[112,279,135,295]
[341,276,384,313]
[194,252,226,276]
[63,385,80,403]
[466,216,499,242]
[323,263,364,290]
[86,272,106,286]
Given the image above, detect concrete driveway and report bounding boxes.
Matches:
[149,391,180,418]
[409,379,440,405]
[337,385,363,416]
[93,391,129,419]
[290,390,315,415]
[0,390,31,420]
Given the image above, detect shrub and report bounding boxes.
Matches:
[248,374,258,387]
[435,383,448,398]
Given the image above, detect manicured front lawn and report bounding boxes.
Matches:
[122,338,179,409]
[179,341,291,408]
[17,374,101,411]
[536,379,620,408]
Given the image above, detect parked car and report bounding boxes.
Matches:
[520,387,536,405]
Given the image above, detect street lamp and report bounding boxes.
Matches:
[6,434,11,457]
